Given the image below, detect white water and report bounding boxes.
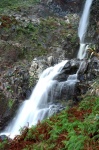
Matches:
[1,60,71,138]
[77,43,89,59]
[77,0,93,59]
[0,0,93,139]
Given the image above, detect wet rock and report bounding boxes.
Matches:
[47,56,58,66]
[55,59,80,82]
[25,89,32,99]
[78,57,99,82]
[44,0,83,16]
[0,99,19,131]
[64,59,78,72]
[78,60,89,74]
[29,55,59,80]
[49,103,65,115]
[50,56,99,105]
[62,61,71,71]
[54,72,68,82]
[29,57,48,79]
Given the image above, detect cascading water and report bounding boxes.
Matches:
[77,0,93,59]
[0,0,93,139]
[1,60,74,138]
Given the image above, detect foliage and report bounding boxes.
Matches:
[0,139,8,150]
[0,0,40,12]
[3,94,99,150]
[0,12,78,62]
[8,99,14,109]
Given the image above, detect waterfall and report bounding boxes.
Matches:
[1,60,73,138]
[0,62,78,139]
[77,0,93,59]
[0,0,93,139]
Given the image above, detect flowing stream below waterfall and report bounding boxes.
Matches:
[0,0,93,139]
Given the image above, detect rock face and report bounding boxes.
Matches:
[29,53,65,80]
[41,0,83,16]
[50,0,82,12]
[52,57,99,103]
[0,64,30,130]
[86,0,99,50]
[0,65,30,101]
[29,55,99,108]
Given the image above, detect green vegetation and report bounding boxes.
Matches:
[0,15,78,63]
[1,92,98,150]
[15,17,74,60]
[0,139,7,150]
[25,96,99,150]
[8,99,14,109]
[0,0,40,12]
